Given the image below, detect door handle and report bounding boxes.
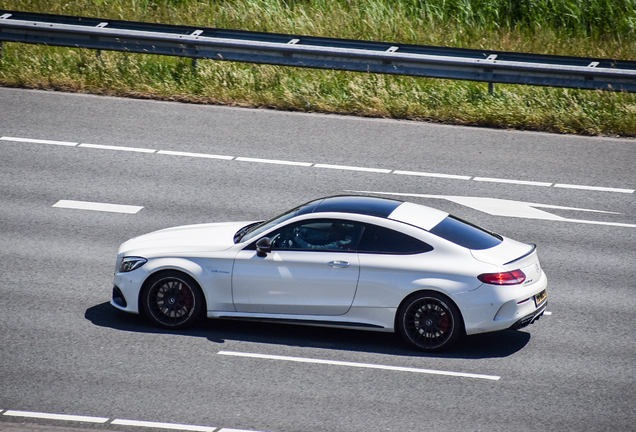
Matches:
[328,260,350,268]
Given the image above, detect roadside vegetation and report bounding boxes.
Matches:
[1,0,635,136]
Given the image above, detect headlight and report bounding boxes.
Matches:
[119,257,147,273]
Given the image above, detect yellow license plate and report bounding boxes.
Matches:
[535,289,547,307]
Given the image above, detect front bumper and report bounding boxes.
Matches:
[110,267,150,314]
[112,285,127,308]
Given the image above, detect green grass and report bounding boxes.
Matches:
[1,0,636,136]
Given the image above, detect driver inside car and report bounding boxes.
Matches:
[292,223,353,250]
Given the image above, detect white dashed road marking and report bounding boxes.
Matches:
[157,149,234,160]
[553,183,634,193]
[78,143,157,153]
[1,410,263,432]
[236,156,313,167]
[111,419,216,431]
[53,200,144,214]
[3,410,109,423]
[393,170,472,180]
[314,163,393,173]
[0,136,78,146]
[346,190,636,228]
[218,351,501,381]
[3,135,632,194]
[473,177,553,187]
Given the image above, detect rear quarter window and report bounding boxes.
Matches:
[429,216,502,250]
[358,224,433,254]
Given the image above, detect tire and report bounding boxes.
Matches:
[397,291,463,352]
[141,271,204,329]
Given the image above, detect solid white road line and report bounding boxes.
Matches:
[1,136,78,146]
[53,200,144,214]
[111,419,216,431]
[218,351,501,381]
[3,410,108,423]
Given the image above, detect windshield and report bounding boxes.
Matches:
[233,221,262,243]
[235,206,302,243]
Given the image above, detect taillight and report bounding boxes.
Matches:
[478,269,526,285]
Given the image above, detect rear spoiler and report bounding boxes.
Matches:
[504,244,537,265]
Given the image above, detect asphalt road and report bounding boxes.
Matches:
[1,87,635,432]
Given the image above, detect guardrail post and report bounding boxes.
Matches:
[488,82,495,95]
[0,41,3,60]
[192,58,198,71]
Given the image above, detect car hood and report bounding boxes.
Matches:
[118,221,255,257]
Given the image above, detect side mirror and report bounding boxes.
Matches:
[255,237,272,257]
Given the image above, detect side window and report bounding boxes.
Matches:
[269,219,362,252]
[358,224,433,254]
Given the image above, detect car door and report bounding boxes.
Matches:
[353,223,437,307]
[232,219,362,315]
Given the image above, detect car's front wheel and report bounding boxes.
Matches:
[141,271,204,329]
[397,291,463,352]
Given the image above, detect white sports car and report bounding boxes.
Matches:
[112,195,547,351]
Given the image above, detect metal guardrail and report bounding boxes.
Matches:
[2,10,636,93]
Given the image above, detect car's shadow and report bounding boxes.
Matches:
[86,302,530,359]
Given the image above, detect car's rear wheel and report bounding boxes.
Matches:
[142,271,204,329]
[397,291,462,352]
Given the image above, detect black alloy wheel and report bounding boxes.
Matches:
[397,291,462,352]
[142,271,204,329]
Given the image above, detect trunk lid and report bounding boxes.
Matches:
[471,237,543,286]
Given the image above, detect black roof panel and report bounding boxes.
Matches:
[298,195,402,218]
